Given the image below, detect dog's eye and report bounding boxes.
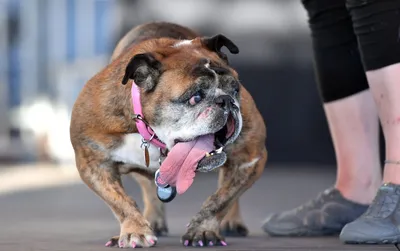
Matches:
[233,87,239,97]
[189,92,203,106]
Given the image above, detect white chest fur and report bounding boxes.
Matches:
[111,133,161,169]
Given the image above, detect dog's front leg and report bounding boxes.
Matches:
[181,147,267,247]
[219,192,249,237]
[130,173,168,236]
[76,154,158,248]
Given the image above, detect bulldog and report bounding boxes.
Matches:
[70,21,267,248]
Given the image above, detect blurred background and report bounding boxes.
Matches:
[0,0,343,168]
[1,2,391,249]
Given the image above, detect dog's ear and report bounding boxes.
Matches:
[201,34,239,62]
[121,53,162,91]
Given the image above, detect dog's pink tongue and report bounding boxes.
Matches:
[158,134,214,194]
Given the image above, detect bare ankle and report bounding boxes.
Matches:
[383,162,400,185]
[335,179,380,205]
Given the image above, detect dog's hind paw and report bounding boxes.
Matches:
[151,220,169,237]
[220,220,249,237]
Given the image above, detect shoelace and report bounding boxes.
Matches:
[364,187,399,218]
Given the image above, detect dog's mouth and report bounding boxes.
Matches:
[173,112,236,155]
[214,113,235,147]
[163,113,238,174]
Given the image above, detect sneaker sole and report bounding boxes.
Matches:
[342,236,400,244]
[262,224,341,237]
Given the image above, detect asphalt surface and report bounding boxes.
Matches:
[0,165,395,251]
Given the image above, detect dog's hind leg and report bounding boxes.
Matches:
[130,172,169,236]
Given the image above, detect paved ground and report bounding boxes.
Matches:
[0,164,396,251]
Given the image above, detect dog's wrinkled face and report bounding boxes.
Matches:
[122,35,242,171]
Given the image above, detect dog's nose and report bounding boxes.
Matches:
[215,95,235,110]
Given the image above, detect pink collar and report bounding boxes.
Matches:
[131,81,167,150]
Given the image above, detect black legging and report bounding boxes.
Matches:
[301,0,400,103]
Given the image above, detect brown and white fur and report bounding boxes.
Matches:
[70,21,267,248]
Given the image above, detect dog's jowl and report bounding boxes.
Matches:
[70,21,267,248]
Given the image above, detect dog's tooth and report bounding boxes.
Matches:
[205,152,210,158]
[216,147,223,153]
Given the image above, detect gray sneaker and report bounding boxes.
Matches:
[340,183,400,244]
[262,187,369,236]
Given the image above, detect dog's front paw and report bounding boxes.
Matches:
[105,219,158,248]
[182,218,227,247]
[105,233,157,249]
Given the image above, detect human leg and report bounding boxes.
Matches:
[327,90,381,204]
[339,0,400,243]
[262,0,381,236]
[368,65,400,185]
